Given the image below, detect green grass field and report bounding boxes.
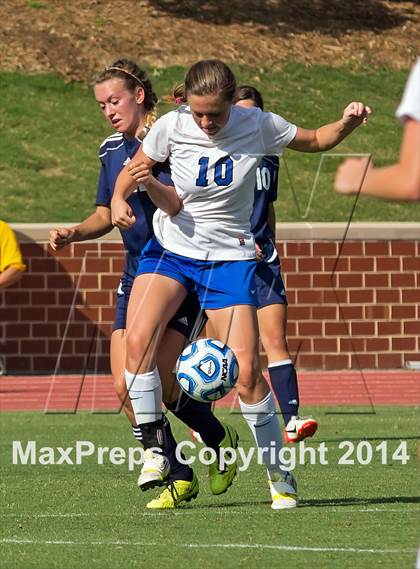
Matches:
[1,63,416,224]
[1,407,419,568]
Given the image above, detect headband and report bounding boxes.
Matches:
[106,67,145,89]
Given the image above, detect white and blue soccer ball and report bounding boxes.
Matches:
[176,338,239,402]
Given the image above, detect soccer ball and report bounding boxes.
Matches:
[176,338,239,402]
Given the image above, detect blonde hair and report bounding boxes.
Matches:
[163,83,187,105]
[95,59,158,138]
[165,60,236,105]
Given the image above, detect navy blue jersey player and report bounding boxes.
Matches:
[235,85,318,443]
[49,59,233,508]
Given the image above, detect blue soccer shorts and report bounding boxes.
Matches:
[113,256,206,337]
[255,240,288,308]
[136,237,258,310]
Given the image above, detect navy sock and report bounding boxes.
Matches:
[132,425,143,444]
[135,418,193,482]
[268,360,300,426]
[163,416,194,482]
[166,393,225,450]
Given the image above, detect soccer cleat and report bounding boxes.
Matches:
[269,470,298,510]
[146,473,199,509]
[284,416,318,443]
[208,422,239,495]
[138,448,170,491]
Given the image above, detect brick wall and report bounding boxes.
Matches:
[1,223,418,374]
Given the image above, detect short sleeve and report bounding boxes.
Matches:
[260,112,298,155]
[152,160,173,187]
[142,113,174,163]
[0,222,26,273]
[95,162,111,207]
[395,59,420,123]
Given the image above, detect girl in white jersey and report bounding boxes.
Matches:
[111,59,370,510]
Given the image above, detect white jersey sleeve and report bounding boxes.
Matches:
[260,112,297,155]
[142,112,175,162]
[395,58,420,123]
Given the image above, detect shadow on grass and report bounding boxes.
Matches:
[187,495,420,512]
[299,496,420,508]
[148,0,411,33]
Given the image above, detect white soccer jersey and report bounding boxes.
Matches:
[142,105,297,260]
[396,58,420,122]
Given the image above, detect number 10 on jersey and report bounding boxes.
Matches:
[196,156,233,187]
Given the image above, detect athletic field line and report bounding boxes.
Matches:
[0,513,90,518]
[1,506,419,518]
[0,538,415,555]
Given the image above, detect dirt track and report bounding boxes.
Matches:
[0,0,418,82]
[1,371,418,411]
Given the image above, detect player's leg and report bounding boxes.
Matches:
[256,259,318,443]
[125,272,188,490]
[207,303,297,509]
[143,328,198,508]
[162,295,225,449]
[147,323,227,509]
[161,299,236,497]
[201,258,296,508]
[110,309,198,505]
[110,328,141,437]
[258,303,295,417]
[111,281,145,444]
[159,330,226,454]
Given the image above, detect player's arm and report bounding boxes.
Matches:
[0,265,23,289]
[49,207,113,252]
[127,152,182,216]
[111,148,181,228]
[255,201,277,262]
[288,102,371,153]
[334,118,420,201]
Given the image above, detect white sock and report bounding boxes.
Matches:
[125,367,162,425]
[239,391,286,481]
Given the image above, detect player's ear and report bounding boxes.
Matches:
[136,87,145,105]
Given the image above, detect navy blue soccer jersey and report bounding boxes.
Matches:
[250,155,279,244]
[95,132,173,275]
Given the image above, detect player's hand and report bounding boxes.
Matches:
[110,198,136,228]
[334,157,373,195]
[341,102,372,130]
[49,228,75,251]
[255,243,264,263]
[127,161,153,186]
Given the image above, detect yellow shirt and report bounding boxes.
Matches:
[0,221,26,273]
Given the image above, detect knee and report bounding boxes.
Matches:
[235,357,259,398]
[125,330,150,369]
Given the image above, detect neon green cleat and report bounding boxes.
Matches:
[146,473,199,509]
[208,422,239,495]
